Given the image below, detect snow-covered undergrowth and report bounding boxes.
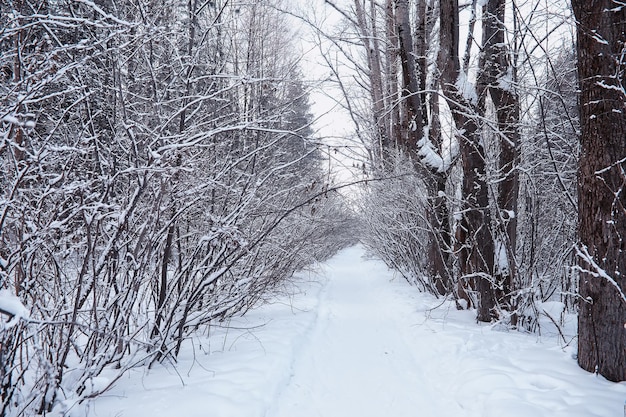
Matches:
[83,246,626,417]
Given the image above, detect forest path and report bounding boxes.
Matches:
[264,245,459,417]
[90,246,624,417]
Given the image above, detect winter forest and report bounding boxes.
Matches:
[0,0,625,416]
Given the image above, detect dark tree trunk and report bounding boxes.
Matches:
[396,0,452,293]
[415,0,429,128]
[456,117,496,322]
[478,0,520,319]
[439,0,495,321]
[426,4,450,294]
[427,172,452,295]
[572,0,626,382]
[385,0,401,149]
[395,0,424,148]
[354,0,387,156]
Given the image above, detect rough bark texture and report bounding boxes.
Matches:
[354,0,387,153]
[427,173,453,295]
[456,118,496,322]
[572,0,626,382]
[396,0,424,147]
[425,2,450,293]
[439,0,495,321]
[479,0,520,317]
[415,0,429,128]
[385,0,401,148]
[395,0,452,292]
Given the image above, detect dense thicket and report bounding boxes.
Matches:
[0,1,354,414]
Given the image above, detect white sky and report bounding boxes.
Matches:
[285,0,575,188]
[290,0,366,186]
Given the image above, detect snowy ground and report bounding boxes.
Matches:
[86,245,626,417]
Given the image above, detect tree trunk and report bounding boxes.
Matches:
[354,0,387,157]
[479,0,520,319]
[385,0,401,149]
[456,116,496,322]
[395,0,424,148]
[427,172,452,294]
[415,0,429,128]
[396,0,453,293]
[572,0,626,382]
[439,0,495,321]
[426,2,451,293]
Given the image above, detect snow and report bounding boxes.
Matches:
[538,301,566,326]
[85,246,626,417]
[497,66,515,93]
[0,289,29,328]
[596,79,625,94]
[417,137,446,172]
[456,71,478,105]
[504,209,516,219]
[590,30,609,45]
[575,244,626,304]
[494,236,510,276]
[0,114,35,129]
[2,114,20,125]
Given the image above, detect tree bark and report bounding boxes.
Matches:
[395,0,453,293]
[439,0,495,321]
[425,2,451,294]
[427,172,453,294]
[385,0,401,149]
[415,0,429,128]
[354,0,387,156]
[395,0,424,148]
[478,0,520,319]
[572,0,626,382]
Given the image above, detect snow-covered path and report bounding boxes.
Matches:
[265,246,451,417]
[89,245,626,417]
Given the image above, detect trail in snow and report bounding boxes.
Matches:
[88,245,626,417]
[265,246,452,417]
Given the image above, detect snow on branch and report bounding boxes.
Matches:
[0,290,30,329]
[73,0,136,26]
[590,30,609,45]
[455,71,478,106]
[416,136,446,173]
[459,272,501,289]
[607,1,626,12]
[497,66,515,93]
[596,79,625,95]
[594,155,626,175]
[574,244,626,304]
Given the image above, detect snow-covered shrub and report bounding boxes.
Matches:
[0,2,353,415]
[358,154,440,294]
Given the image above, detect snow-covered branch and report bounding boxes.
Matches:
[574,244,626,304]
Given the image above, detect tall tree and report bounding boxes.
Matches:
[571,0,626,382]
[396,0,454,294]
[478,0,520,318]
[439,0,495,321]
